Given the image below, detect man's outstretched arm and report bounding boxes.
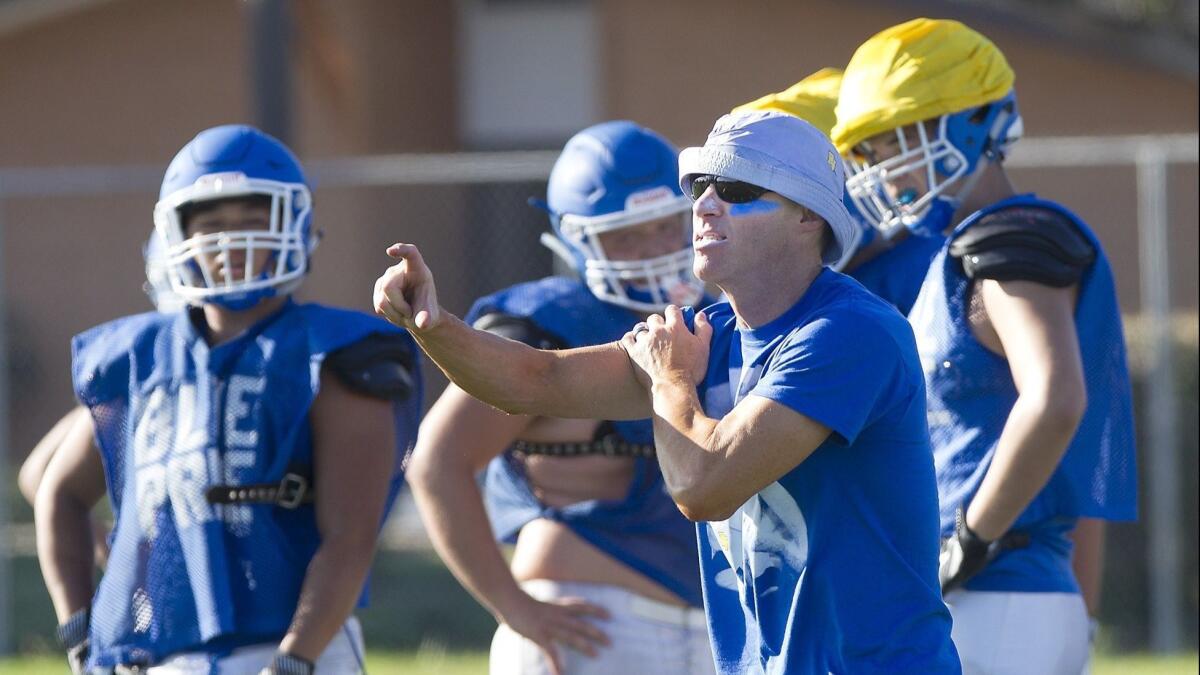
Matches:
[373,242,650,421]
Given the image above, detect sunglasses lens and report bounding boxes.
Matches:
[689,176,713,201]
[688,175,768,204]
[717,182,764,204]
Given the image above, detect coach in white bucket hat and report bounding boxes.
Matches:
[679,110,862,267]
[375,108,958,672]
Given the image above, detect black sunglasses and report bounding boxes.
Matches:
[687,175,770,204]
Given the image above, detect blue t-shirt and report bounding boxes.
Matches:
[691,269,959,674]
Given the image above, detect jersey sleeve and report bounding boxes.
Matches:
[750,311,910,446]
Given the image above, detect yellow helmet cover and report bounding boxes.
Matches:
[733,68,843,137]
[831,18,1014,154]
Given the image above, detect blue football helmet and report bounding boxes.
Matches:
[843,91,1023,239]
[540,121,702,312]
[152,125,315,309]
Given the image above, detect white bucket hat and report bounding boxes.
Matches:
[679,110,861,266]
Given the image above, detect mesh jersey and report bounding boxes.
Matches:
[848,230,947,316]
[466,276,705,607]
[72,301,422,667]
[909,194,1137,593]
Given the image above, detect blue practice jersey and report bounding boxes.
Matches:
[909,194,1137,593]
[689,270,959,674]
[848,231,947,315]
[72,301,422,667]
[467,277,706,608]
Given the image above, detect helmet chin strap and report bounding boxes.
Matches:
[211,289,272,311]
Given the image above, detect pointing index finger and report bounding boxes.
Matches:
[386,242,424,264]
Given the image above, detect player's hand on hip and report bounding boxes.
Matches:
[938,507,1001,592]
[374,243,442,331]
[622,306,712,387]
[501,591,611,675]
[65,643,88,675]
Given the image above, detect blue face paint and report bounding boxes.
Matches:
[729,199,780,217]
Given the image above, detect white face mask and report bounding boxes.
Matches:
[843,104,1023,240]
[153,172,314,307]
[843,117,971,240]
[544,193,704,312]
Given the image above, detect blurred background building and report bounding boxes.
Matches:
[0,0,1196,659]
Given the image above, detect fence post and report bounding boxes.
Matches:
[0,193,12,655]
[1137,145,1182,653]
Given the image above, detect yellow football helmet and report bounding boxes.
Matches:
[832,19,1022,239]
[733,67,842,138]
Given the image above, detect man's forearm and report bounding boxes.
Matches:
[409,312,566,416]
[35,493,96,622]
[413,312,648,421]
[649,377,729,521]
[279,533,376,661]
[409,470,525,622]
[967,393,1084,540]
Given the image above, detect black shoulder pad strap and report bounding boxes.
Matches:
[949,206,1097,287]
[325,332,417,401]
[472,312,567,350]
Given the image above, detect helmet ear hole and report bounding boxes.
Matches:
[968,104,993,125]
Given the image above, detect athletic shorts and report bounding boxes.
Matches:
[945,589,1088,675]
[140,617,365,674]
[490,580,715,675]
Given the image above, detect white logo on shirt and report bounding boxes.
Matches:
[709,482,809,594]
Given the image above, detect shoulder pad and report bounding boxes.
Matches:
[949,206,1096,287]
[325,332,417,401]
[72,312,173,406]
[472,312,567,350]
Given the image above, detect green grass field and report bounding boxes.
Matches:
[0,650,1195,674]
[0,650,485,674]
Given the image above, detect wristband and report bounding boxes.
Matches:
[56,608,90,649]
[262,651,315,675]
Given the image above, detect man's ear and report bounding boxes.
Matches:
[794,209,828,234]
